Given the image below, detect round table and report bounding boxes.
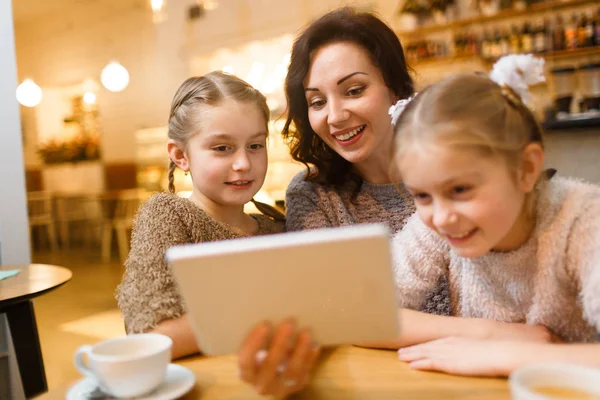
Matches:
[38,346,510,399]
[0,264,72,398]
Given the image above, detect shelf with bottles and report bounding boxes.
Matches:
[409,46,600,67]
[406,13,600,66]
[397,0,599,36]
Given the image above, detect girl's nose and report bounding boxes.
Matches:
[232,150,251,171]
[432,203,456,229]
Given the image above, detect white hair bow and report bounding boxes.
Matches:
[489,54,546,106]
[389,93,417,125]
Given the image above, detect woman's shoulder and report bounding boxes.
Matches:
[287,168,355,197]
[287,169,319,193]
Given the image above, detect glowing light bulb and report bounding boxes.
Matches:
[100,61,130,92]
[16,79,43,107]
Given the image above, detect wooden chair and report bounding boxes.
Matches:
[100,189,150,263]
[27,191,58,251]
[54,194,101,248]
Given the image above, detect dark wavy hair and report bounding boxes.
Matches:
[282,7,414,185]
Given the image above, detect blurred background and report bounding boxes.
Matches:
[13,0,600,203]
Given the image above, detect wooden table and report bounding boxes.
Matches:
[38,346,510,399]
[0,264,72,398]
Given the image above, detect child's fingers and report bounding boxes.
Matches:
[398,344,428,362]
[238,321,270,383]
[254,319,297,395]
[276,329,313,395]
[409,358,436,371]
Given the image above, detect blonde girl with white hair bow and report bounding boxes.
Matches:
[380,55,600,377]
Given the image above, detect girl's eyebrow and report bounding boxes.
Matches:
[206,132,267,141]
[405,173,482,192]
[439,173,481,186]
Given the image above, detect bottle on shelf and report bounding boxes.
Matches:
[521,21,534,53]
[594,7,600,46]
[553,15,566,51]
[491,28,502,58]
[585,11,596,47]
[564,13,578,50]
[509,24,522,54]
[577,13,588,48]
[466,30,479,55]
[481,29,493,58]
[543,18,553,53]
[533,19,547,53]
[454,32,465,57]
[500,27,511,56]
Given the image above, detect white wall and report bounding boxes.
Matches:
[1,0,30,265]
[186,0,398,54]
[1,2,30,395]
[14,0,190,165]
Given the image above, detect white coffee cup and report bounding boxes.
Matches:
[510,363,600,399]
[73,333,172,398]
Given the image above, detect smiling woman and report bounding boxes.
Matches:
[281,7,452,318]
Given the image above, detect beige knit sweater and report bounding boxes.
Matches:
[116,193,284,334]
[392,176,600,342]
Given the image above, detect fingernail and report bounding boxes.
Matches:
[255,349,268,365]
[398,350,410,361]
[276,363,286,374]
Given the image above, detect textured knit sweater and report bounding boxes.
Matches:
[116,193,284,334]
[392,176,600,342]
[286,170,452,316]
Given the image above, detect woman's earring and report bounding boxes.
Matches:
[184,171,189,176]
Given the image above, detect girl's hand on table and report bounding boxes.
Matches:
[238,320,321,397]
[398,336,548,377]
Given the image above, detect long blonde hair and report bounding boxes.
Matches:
[393,73,546,211]
[167,71,284,221]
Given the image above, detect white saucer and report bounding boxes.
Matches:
[67,364,196,400]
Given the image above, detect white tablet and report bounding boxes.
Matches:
[166,224,399,356]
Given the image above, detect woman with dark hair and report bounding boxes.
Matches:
[283,7,421,237]
[283,7,451,315]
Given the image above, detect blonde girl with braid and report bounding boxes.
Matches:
[382,55,600,376]
[116,72,320,397]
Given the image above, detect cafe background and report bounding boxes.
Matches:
[14,0,600,202]
[1,0,599,396]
